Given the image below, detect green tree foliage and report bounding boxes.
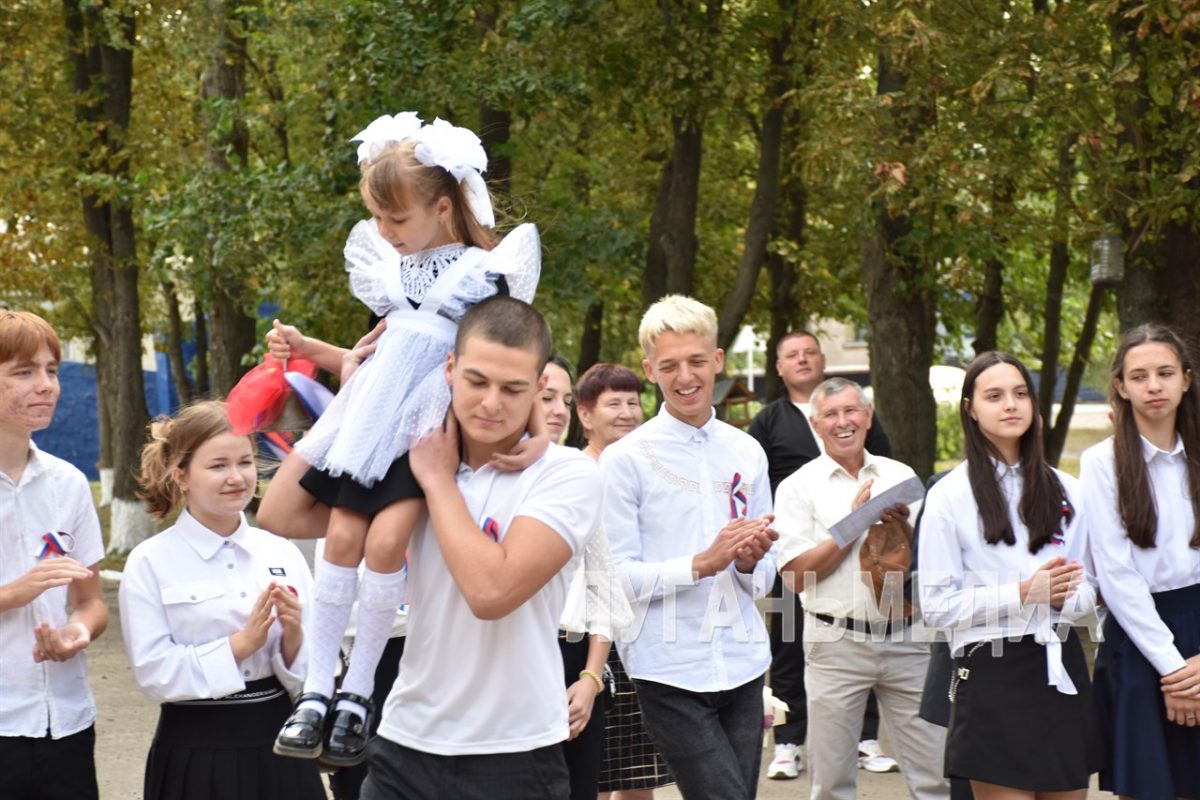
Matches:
[3,0,1199,482]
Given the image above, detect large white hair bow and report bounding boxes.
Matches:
[350,112,423,166]
[413,118,495,228]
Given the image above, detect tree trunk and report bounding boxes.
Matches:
[194,297,211,397]
[973,254,1004,356]
[644,115,703,305]
[764,177,806,403]
[1111,2,1167,331]
[162,280,195,406]
[861,48,937,480]
[63,0,152,553]
[1164,220,1200,357]
[479,104,512,203]
[1046,284,1104,465]
[1038,137,1075,428]
[576,300,604,378]
[716,1,794,352]
[197,0,256,397]
[207,285,258,396]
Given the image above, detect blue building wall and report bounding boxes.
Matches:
[32,362,178,481]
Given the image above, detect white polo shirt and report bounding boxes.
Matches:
[377,444,599,755]
[774,450,921,623]
[0,444,104,739]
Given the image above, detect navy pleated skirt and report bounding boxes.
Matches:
[946,630,1102,791]
[1094,582,1200,800]
[144,678,325,800]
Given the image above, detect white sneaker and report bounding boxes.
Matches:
[857,739,899,773]
[767,742,804,779]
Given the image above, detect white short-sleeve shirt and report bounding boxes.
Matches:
[376,444,600,755]
[0,445,104,739]
[773,451,920,622]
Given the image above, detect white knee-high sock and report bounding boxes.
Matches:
[338,566,406,704]
[301,560,359,705]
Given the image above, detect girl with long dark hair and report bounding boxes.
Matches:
[920,351,1101,800]
[1081,324,1200,800]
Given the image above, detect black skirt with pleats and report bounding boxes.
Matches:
[144,678,325,800]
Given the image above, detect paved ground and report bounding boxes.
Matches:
[93,578,1111,799]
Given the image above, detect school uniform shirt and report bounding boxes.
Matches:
[774,450,920,623]
[118,509,313,703]
[376,444,599,756]
[0,444,104,739]
[918,461,1096,694]
[600,407,775,693]
[1081,435,1200,676]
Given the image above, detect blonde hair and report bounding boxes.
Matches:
[0,310,62,365]
[638,295,718,358]
[361,140,498,250]
[137,400,244,520]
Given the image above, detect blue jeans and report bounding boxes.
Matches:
[633,675,764,800]
[360,737,569,800]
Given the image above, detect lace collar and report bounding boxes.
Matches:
[400,242,468,303]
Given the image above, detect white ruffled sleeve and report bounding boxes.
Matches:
[481,223,541,303]
[343,219,403,317]
[582,526,635,641]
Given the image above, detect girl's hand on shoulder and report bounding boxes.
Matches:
[410,411,461,490]
[1162,654,1200,698]
[229,584,275,662]
[490,433,549,472]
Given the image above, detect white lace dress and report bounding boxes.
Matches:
[295,220,541,487]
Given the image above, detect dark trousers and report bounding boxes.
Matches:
[331,635,407,800]
[768,578,881,744]
[361,738,570,800]
[633,675,764,800]
[559,636,608,800]
[0,725,98,800]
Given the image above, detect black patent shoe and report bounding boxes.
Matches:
[273,692,331,759]
[320,691,375,768]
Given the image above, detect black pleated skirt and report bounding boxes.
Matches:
[144,679,326,800]
[1094,582,1200,800]
[300,453,424,516]
[946,630,1102,791]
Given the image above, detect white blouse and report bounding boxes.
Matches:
[1080,435,1200,676]
[919,461,1096,694]
[119,510,313,703]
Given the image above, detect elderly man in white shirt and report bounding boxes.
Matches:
[602,295,777,800]
[775,377,948,800]
[0,311,108,800]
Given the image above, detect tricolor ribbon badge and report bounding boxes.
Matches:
[481,517,501,542]
[728,472,748,520]
[38,531,72,559]
[1049,500,1070,545]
